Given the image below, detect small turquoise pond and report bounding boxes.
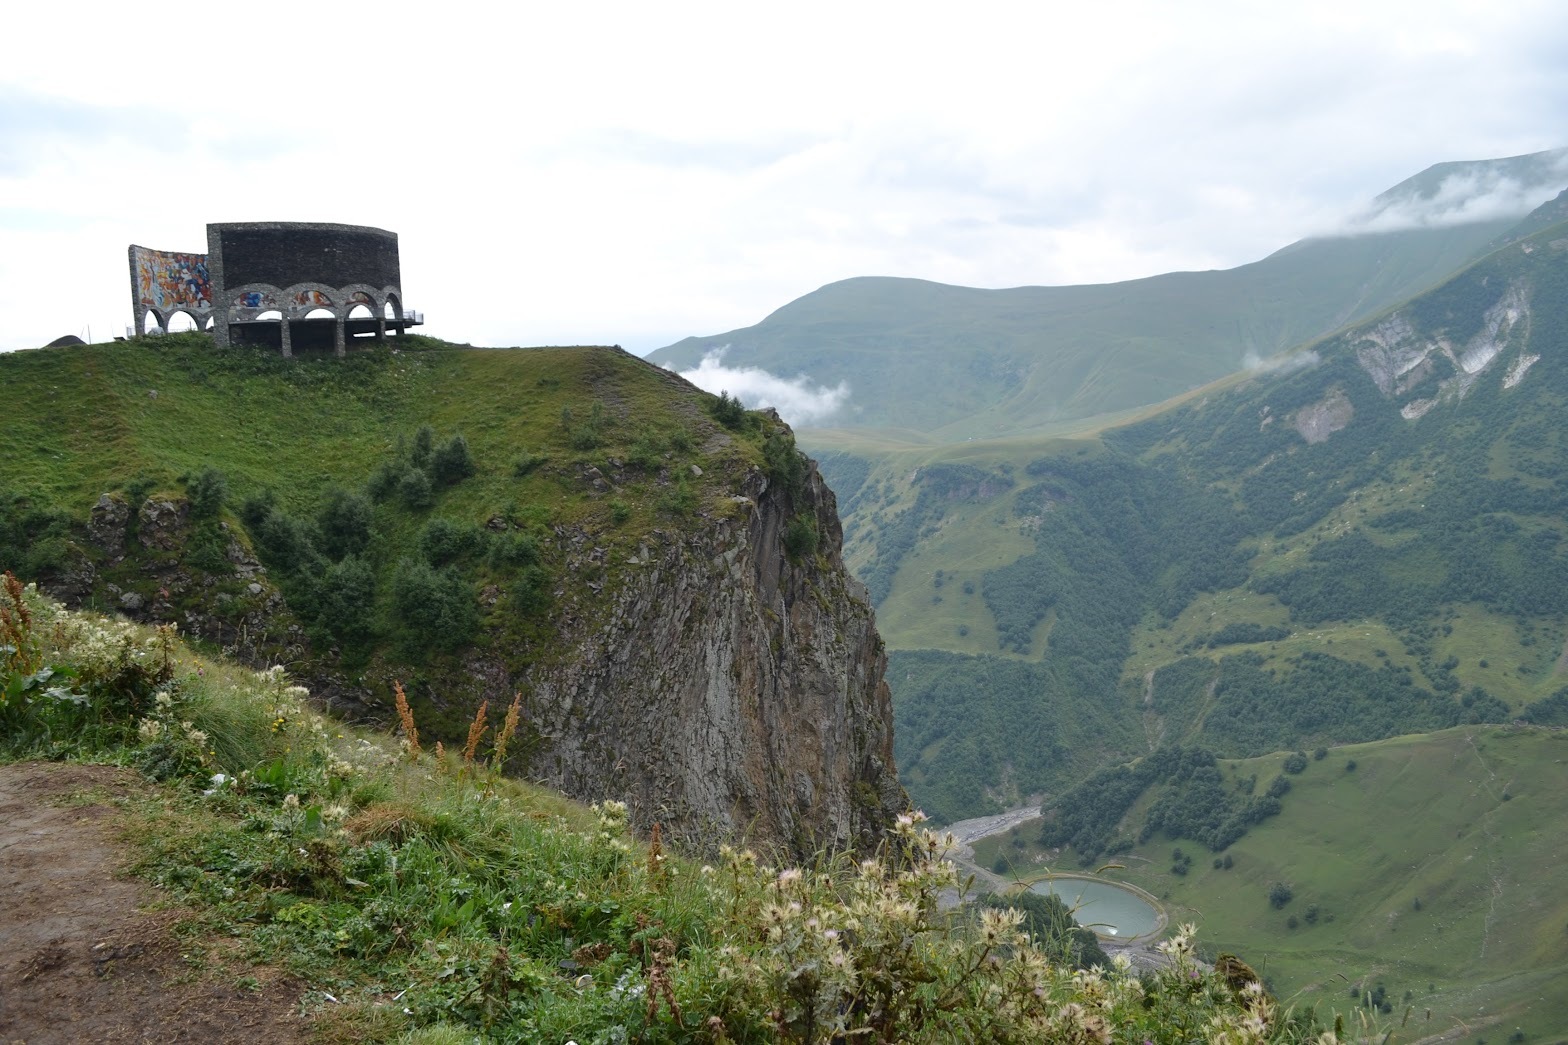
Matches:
[1028,878,1161,938]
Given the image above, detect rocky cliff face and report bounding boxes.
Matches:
[495,452,904,856]
[51,441,904,858]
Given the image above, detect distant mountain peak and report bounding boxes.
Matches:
[1351,146,1568,233]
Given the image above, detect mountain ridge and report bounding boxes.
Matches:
[652,148,1567,439]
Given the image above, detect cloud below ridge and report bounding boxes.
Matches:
[1337,157,1568,235]
[674,348,851,426]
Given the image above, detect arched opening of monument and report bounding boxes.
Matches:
[347,303,376,340]
[142,311,163,335]
[256,310,283,322]
[167,312,197,333]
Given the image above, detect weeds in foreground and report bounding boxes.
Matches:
[2,594,1367,1043]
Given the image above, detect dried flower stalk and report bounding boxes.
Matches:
[463,700,489,763]
[394,681,420,758]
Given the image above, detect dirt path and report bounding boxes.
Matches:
[0,762,306,1044]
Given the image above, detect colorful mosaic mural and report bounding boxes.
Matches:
[132,247,211,311]
[294,288,333,307]
[234,291,278,309]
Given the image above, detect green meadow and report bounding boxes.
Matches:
[976,726,1568,1042]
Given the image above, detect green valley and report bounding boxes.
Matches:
[806,202,1568,824]
[973,726,1568,1041]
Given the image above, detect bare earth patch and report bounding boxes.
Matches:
[0,762,307,1044]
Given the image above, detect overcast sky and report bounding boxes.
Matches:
[3,0,1565,355]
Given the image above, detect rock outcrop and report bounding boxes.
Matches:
[497,453,903,856]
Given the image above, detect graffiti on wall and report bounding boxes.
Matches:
[132,247,211,311]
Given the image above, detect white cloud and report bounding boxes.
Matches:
[674,348,850,426]
[1344,159,1568,233]
[1243,349,1321,375]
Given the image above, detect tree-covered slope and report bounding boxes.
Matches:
[825,212,1568,822]
[653,150,1566,439]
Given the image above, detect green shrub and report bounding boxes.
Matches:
[711,389,746,429]
[367,460,403,502]
[410,425,435,469]
[488,532,541,569]
[313,556,377,646]
[239,488,278,527]
[764,430,807,499]
[317,486,374,560]
[390,557,478,651]
[508,565,552,615]
[399,468,434,510]
[253,509,324,574]
[1269,881,1294,909]
[419,518,482,567]
[784,513,819,560]
[186,467,228,520]
[0,493,74,578]
[430,434,475,486]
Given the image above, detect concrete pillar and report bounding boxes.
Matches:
[334,316,346,357]
[280,318,293,358]
[375,316,386,342]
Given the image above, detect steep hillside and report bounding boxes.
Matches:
[0,336,903,855]
[652,149,1566,439]
[0,596,1318,1044]
[816,210,1568,823]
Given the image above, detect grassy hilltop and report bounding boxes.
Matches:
[1,334,780,737]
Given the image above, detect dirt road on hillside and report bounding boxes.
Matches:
[0,762,306,1044]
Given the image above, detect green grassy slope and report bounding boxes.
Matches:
[977,726,1568,1042]
[2,599,1298,1044]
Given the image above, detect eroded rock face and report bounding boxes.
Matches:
[505,458,904,856]
[1293,388,1354,444]
[1352,281,1533,419]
